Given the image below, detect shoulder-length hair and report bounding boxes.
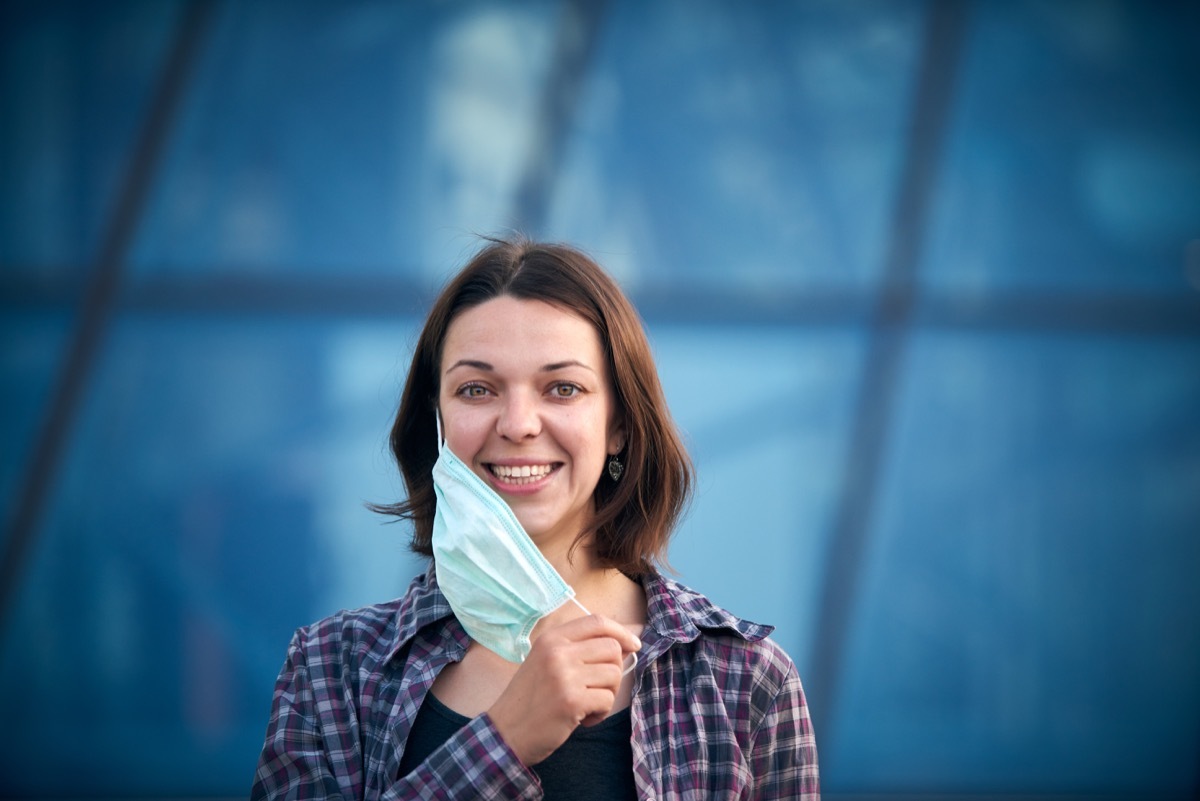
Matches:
[373,236,692,575]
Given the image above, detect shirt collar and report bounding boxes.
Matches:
[641,571,774,646]
[384,563,455,665]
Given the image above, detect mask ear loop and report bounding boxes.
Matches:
[569,597,639,677]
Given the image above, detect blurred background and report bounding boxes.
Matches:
[2,0,1199,798]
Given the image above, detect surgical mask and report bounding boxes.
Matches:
[430,419,636,675]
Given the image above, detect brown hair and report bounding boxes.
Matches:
[372,236,692,575]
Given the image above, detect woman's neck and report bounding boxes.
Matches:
[534,550,645,635]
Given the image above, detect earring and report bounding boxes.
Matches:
[607,454,624,482]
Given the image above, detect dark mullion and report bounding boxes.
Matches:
[6,273,1199,334]
[806,0,971,753]
[0,1,217,630]
[510,0,611,234]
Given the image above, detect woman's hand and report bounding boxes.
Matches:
[487,615,641,766]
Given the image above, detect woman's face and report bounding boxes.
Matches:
[438,295,625,554]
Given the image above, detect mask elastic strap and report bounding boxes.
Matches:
[570,597,639,677]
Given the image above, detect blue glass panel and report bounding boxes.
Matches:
[924,0,1200,293]
[834,331,1200,794]
[546,0,922,291]
[130,1,560,278]
[653,325,864,675]
[0,312,71,530]
[0,314,425,795]
[0,0,182,272]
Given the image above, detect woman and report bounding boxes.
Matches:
[252,238,820,799]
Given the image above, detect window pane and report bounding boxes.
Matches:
[654,325,864,674]
[0,0,182,272]
[0,312,71,529]
[0,314,424,795]
[546,0,922,291]
[130,1,561,278]
[834,331,1200,794]
[924,0,1200,293]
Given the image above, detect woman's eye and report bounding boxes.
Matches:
[458,384,488,398]
[552,383,582,398]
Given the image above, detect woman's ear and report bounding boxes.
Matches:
[608,417,627,455]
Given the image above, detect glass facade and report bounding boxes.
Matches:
[2,1,1198,797]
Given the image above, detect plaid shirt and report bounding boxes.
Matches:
[252,567,819,799]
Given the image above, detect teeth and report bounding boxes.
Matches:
[490,464,553,484]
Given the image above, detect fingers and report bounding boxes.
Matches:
[553,612,643,658]
[489,651,622,764]
[487,613,641,765]
[568,635,626,670]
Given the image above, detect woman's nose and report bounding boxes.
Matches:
[496,393,541,441]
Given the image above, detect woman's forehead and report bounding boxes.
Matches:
[441,296,605,371]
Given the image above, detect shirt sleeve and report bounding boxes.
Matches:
[252,627,544,800]
[251,628,358,800]
[748,663,821,800]
[384,713,543,801]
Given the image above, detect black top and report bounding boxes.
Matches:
[398,691,637,799]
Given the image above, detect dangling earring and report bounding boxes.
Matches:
[607,454,624,482]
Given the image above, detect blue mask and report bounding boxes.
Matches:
[431,429,580,663]
[430,418,638,675]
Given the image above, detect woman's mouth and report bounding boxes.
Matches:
[487,463,556,486]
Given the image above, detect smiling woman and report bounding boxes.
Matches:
[386,237,694,576]
[439,296,625,556]
[251,237,820,799]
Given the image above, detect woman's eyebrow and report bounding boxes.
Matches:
[444,358,597,375]
[444,359,492,374]
[542,359,596,374]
